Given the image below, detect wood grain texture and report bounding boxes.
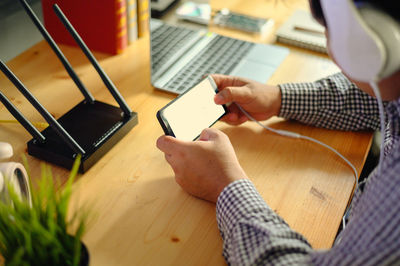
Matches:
[0,0,372,265]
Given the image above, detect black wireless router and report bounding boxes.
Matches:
[0,0,138,173]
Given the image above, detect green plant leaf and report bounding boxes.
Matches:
[0,155,88,265]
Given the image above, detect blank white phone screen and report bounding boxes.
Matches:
[163,77,225,141]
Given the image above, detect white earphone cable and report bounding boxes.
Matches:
[235,103,360,229]
[235,103,358,181]
[369,81,385,175]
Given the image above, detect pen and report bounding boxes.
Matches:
[293,25,325,36]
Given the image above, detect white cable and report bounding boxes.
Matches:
[369,81,385,175]
[298,135,358,180]
[236,103,360,229]
[235,104,358,181]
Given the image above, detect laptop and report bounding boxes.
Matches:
[150,19,289,94]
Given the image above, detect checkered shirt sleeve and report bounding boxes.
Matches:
[215,74,400,265]
[279,72,381,131]
[216,179,313,265]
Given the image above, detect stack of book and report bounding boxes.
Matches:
[41,0,150,55]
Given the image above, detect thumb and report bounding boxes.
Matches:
[214,86,252,105]
[198,128,220,141]
[156,135,187,154]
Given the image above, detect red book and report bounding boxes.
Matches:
[41,0,128,54]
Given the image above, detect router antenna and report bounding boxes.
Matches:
[17,0,95,104]
[53,4,133,117]
[0,60,85,155]
[0,91,46,143]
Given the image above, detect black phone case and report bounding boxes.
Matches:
[156,109,175,137]
[156,76,227,140]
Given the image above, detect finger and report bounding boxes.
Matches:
[214,86,252,105]
[221,114,248,126]
[156,135,187,155]
[220,101,241,120]
[156,135,171,153]
[210,74,247,89]
[220,103,250,125]
[238,113,250,124]
[209,74,233,88]
[226,101,242,115]
[219,104,241,123]
[198,128,220,141]
[220,112,238,123]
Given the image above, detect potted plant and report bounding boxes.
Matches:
[0,155,89,266]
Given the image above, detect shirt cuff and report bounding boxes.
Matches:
[216,179,280,240]
[278,82,320,119]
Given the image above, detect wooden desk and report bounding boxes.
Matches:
[0,0,372,265]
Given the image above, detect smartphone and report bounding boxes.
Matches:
[157,76,227,141]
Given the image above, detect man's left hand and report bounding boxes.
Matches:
[156,128,248,203]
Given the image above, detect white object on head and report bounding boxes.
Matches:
[320,0,400,173]
[0,142,13,160]
[320,0,385,82]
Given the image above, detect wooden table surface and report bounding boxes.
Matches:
[0,0,372,265]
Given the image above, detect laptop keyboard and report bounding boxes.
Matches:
[151,24,198,74]
[165,35,254,93]
[151,23,255,94]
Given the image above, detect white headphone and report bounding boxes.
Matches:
[320,0,400,82]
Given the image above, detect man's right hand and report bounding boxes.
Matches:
[211,74,282,125]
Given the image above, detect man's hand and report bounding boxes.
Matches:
[211,74,282,125]
[156,128,248,203]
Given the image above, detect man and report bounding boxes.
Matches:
[157,0,400,264]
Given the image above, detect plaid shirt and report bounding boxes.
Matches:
[216,73,400,265]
